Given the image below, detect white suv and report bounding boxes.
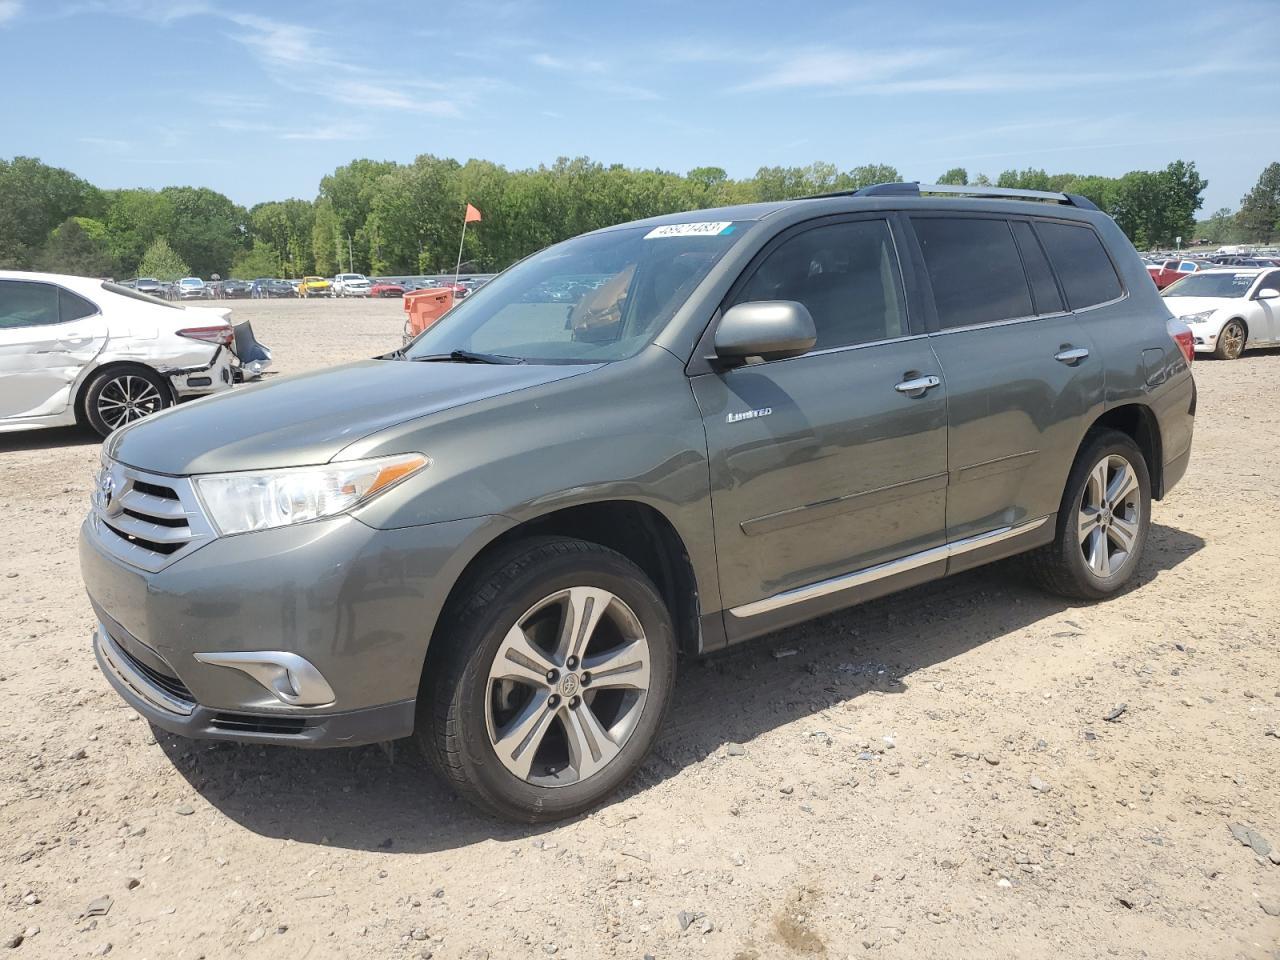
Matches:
[0,271,235,436]
[331,273,371,297]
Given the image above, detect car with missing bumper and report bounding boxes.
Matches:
[1160,266,1280,359]
[81,183,1195,822]
[1,270,235,436]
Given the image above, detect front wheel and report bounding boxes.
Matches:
[420,537,675,822]
[1214,320,1246,360]
[82,366,172,438]
[1027,430,1151,600]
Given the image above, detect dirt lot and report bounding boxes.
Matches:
[2,297,1278,960]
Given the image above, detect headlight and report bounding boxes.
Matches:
[1179,310,1214,324]
[194,453,429,535]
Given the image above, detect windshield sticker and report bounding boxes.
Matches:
[644,221,734,239]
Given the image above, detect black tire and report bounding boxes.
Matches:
[419,536,676,822]
[82,366,172,438]
[1213,319,1246,360]
[1026,429,1151,601]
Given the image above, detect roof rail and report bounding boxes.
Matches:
[845,181,1099,211]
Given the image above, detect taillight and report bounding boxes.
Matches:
[177,325,234,346]
[1167,320,1194,364]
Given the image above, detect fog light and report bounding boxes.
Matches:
[193,651,336,706]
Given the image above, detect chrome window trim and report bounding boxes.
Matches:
[729,516,1049,618]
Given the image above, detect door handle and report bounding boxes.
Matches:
[1054,346,1089,365]
[894,374,941,396]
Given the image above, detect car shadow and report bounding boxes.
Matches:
[0,425,99,452]
[157,521,1204,853]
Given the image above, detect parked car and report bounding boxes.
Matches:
[369,280,406,298]
[298,276,330,297]
[220,279,253,299]
[1147,258,1198,289]
[251,278,295,298]
[81,183,1194,822]
[175,277,208,301]
[0,271,234,437]
[1161,267,1280,359]
[332,273,372,297]
[133,277,168,299]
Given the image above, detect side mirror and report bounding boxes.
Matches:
[1256,288,1280,301]
[714,300,817,364]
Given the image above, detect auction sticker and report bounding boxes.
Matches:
[644,221,734,239]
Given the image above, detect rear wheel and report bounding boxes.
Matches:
[420,537,675,822]
[82,366,172,438]
[1213,320,1245,360]
[1027,430,1151,600]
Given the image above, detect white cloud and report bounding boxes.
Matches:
[731,48,947,93]
[0,0,23,25]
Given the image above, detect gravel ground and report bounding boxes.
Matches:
[2,297,1278,959]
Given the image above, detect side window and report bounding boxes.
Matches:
[1035,221,1124,310]
[732,219,907,351]
[0,280,61,329]
[911,217,1033,329]
[1011,220,1064,315]
[1179,261,1196,273]
[59,287,98,322]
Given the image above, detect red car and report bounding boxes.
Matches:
[369,281,406,298]
[1147,258,1199,289]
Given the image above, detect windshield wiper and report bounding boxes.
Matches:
[411,349,525,365]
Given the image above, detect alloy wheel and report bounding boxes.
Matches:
[1220,322,1245,359]
[1077,453,1142,579]
[484,586,651,787]
[96,375,164,430]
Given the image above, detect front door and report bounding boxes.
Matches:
[691,216,949,635]
[0,279,105,420]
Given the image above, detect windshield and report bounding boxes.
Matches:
[403,221,750,363]
[1162,273,1255,298]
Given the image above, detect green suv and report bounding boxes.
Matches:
[81,183,1195,821]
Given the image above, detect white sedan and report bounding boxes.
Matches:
[1161,267,1280,359]
[0,271,235,437]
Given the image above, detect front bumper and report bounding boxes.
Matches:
[80,509,502,747]
[93,620,416,746]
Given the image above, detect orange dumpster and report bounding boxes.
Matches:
[403,287,454,340]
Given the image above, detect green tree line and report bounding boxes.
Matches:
[4,153,1272,280]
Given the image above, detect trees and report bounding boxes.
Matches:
[937,168,968,185]
[0,157,105,268]
[231,240,283,279]
[249,200,315,277]
[1236,163,1280,242]
[35,217,117,277]
[136,237,189,281]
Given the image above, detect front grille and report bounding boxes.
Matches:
[114,639,194,703]
[210,713,311,736]
[90,462,215,572]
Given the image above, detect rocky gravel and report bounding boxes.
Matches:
[2,297,1278,958]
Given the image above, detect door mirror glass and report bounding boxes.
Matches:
[714,300,817,363]
[1256,287,1280,300]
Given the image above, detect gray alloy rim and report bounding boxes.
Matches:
[1078,453,1142,579]
[1221,322,1244,358]
[485,586,651,788]
[96,375,164,430]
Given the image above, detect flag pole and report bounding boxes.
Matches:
[453,212,468,286]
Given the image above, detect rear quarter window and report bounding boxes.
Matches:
[1035,221,1124,310]
[911,217,1033,329]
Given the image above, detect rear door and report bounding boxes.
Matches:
[0,279,106,420]
[905,214,1106,568]
[691,214,949,631]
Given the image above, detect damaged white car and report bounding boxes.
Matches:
[0,271,238,437]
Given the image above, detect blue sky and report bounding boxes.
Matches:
[1,0,1276,214]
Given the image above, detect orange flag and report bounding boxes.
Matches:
[464,203,482,223]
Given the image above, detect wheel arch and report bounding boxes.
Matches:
[428,499,704,665]
[1084,403,1165,498]
[72,359,175,425]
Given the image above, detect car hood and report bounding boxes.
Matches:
[108,358,599,475]
[1161,296,1237,318]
